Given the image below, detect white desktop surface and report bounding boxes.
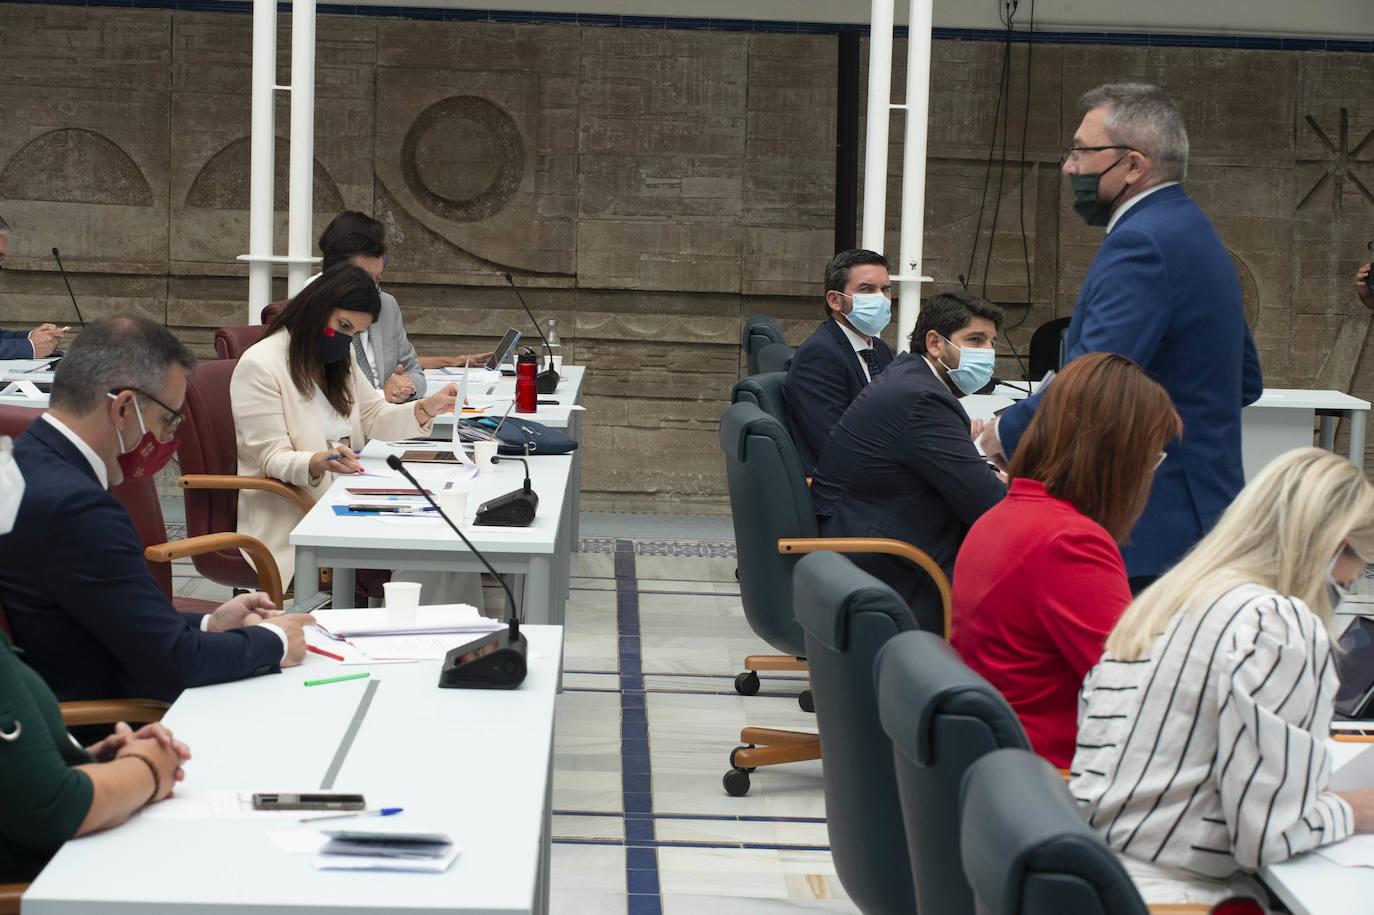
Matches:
[23,625,563,915]
[424,365,584,432]
[1262,740,1374,914]
[290,440,573,621]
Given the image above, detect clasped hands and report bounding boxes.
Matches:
[87,721,190,804]
[204,593,316,667]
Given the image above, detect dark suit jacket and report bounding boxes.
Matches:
[0,420,284,702]
[998,185,1263,579]
[0,330,33,359]
[810,353,1005,631]
[781,318,893,477]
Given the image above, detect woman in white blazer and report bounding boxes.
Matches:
[231,265,458,587]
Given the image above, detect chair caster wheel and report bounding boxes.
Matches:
[723,767,752,797]
[734,671,760,696]
[799,689,815,713]
[729,745,757,771]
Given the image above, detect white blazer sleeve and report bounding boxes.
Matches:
[230,347,316,487]
[1215,596,1354,868]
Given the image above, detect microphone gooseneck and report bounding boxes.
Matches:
[493,454,532,493]
[51,247,86,327]
[385,454,522,638]
[502,272,560,393]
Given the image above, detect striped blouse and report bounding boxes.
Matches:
[1070,582,1353,878]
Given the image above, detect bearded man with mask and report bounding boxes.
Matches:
[979,82,1263,591]
[810,292,1007,632]
[0,316,316,703]
[781,248,894,478]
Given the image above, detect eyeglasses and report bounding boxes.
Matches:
[1062,145,1136,165]
[109,387,186,432]
[1154,451,1168,471]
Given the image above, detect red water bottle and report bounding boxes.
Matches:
[515,350,538,413]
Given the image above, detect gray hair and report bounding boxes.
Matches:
[1081,83,1189,182]
[49,315,196,415]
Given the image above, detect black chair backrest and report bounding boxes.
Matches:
[756,342,796,374]
[795,551,918,915]
[730,372,788,432]
[1028,316,1072,380]
[742,314,786,375]
[719,400,815,656]
[875,630,1032,914]
[960,749,1149,915]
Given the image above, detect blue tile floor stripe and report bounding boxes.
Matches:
[614,539,662,911]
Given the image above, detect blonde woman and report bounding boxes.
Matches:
[1071,448,1374,905]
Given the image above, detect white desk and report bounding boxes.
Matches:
[423,365,585,546]
[291,440,574,624]
[1242,389,1370,476]
[1262,741,1374,914]
[23,625,563,915]
[963,382,1371,479]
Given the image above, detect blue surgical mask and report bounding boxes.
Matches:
[938,335,996,395]
[837,291,891,338]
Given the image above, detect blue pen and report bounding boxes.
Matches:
[325,450,362,462]
[300,807,403,823]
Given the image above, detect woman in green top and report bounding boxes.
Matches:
[0,435,190,882]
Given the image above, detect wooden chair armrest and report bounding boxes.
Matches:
[179,474,314,515]
[779,537,952,638]
[59,698,169,727]
[0,883,24,915]
[144,533,285,609]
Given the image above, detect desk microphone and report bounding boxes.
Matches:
[501,272,559,394]
[51,248,86,327]
[473,452,538,527]
[385,454,527,689]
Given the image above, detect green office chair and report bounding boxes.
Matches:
[741,314,786,375]
[720,401,951,796]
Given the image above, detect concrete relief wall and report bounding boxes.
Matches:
[0,5,1372,510]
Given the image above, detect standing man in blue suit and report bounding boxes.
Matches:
[782,249,894,477]
[980,83,1263,590]
[0,315,315,703]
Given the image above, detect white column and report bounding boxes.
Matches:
[861,0,894,254]
[245,0,277,324]
[285,0,317,298]
[894,0,934,351]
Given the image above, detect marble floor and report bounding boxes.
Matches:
[168,522,856,915]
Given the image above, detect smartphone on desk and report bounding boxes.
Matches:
[252,792,365,811]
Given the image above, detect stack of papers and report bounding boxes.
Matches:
[315,831,459,872]
[312,604,498,638]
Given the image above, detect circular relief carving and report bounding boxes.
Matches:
[401,96,524,222]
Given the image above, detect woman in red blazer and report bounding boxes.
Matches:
[950,353,1181,768]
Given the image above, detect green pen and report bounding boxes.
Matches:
[304,672,370,687]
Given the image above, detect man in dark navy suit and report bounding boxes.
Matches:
[781,249,894,477]
[811,292,1007,632]
[0,216,66,358]
[981,83,1263,590]
[0,316,315,703]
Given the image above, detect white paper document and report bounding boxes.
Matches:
[311,603,495,638]
[1314,833,1374,868]
[348,629,505,660]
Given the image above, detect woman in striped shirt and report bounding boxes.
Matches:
[1071,447,1374,904]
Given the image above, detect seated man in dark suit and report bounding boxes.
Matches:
[781,248,894,477]
[810,291,1007,632]
[0,315,315,703]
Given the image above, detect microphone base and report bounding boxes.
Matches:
[438,628,528,689]
[537,368,560,395]
[474,487,538,526]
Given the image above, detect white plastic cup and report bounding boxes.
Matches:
[473,440,499,468]
[382,581,421,628]
[438,488,470,524]
[551,355,564,373]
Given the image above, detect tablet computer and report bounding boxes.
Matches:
[1333,616,1374,719]
[484,328,522,370]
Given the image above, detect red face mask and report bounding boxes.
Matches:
[109,395,180,481]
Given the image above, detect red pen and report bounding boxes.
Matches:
[307,644,345,662]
